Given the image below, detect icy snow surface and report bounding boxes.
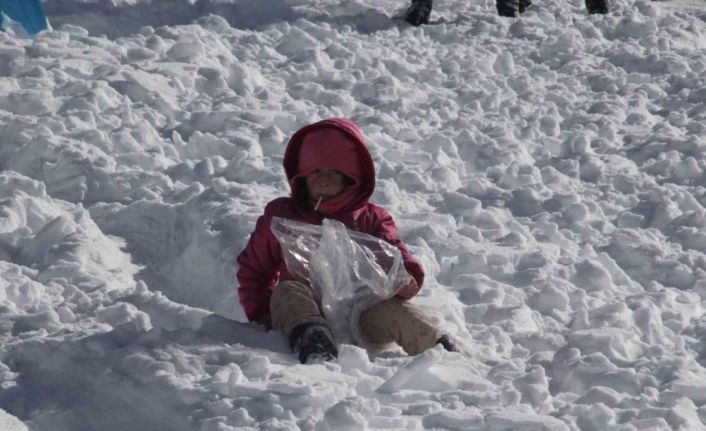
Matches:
[1,0,706,429]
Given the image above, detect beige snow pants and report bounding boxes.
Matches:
[270,280,442,355]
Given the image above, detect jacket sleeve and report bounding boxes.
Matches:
[371,208,425,299]
[236,206,281,325]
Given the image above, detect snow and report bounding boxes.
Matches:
[0,408,27,431]
[1,0,706,429]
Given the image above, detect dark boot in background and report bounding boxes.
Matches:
[497,0,532,17]
[404,0,433,26]
[586,0,608,14]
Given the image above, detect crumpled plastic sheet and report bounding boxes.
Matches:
[271,217,410,345]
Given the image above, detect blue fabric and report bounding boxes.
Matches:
[0,0,48,35]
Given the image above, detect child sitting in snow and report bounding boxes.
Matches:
[237,118,456,364]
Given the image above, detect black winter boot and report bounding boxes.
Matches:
[497,0,532,17]
[289,322,338,364]
[585,0,608,14]
[403,0,433,26]
[437,334,458,352]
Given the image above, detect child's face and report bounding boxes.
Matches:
[305,168,346,201]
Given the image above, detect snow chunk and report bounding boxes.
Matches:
[569,327,644,363]
[377,346,444,393]
[96,302,152,331]
[166,39,205,62]
[208,363,245,396]
[227,62,270,95]
[671,370,706,404]
[275,27,319,56]
[0,409,27,431]
[422,408,484,431]
[493,52,516,75]
[486,412,569,431]
[318,398,373,431]
[12,309,62,334]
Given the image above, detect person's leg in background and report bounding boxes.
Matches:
[584,0,608,14]
[497,0,608,17]
[496,0,533,17]
[403,0,608,24]
[404,0,433,25]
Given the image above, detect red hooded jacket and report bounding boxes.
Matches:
[236,118,425,324]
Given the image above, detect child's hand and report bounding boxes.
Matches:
[395,272,419,299]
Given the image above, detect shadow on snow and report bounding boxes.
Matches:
[44,0,399,37]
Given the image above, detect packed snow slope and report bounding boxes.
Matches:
[1,0,706,429]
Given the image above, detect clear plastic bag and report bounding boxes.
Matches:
[270,217,411,345]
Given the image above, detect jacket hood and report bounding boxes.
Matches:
[283,118,375,213]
